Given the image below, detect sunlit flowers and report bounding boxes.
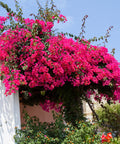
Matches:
[101,133,113,143]
[0,13,120,111]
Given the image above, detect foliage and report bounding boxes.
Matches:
[32,0,67,23]
[14,111,120,144]
[110,137,120,144]
[14,111,66,144]
[14,112,102,144]
[62,121,101,144]
[95,103,120,137]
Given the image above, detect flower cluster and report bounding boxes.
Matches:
[57,14,67,23]
[40,100,63,112]
[0,13,120,111]
[101,133,113,143]
[0,16,8,29]
[23,18,54,33]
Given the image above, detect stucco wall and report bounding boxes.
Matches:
[20,102,54,124]
[20,96,106,124]
[0,81,20,144]
[83,96,106,121]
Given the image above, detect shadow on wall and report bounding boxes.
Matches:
[20,102,54,124]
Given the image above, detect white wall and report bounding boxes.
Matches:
[0,80,21,144]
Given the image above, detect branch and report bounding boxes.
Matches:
[85,96,99,121]
[0,1,13,13]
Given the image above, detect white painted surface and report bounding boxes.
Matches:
[0,80,21,144]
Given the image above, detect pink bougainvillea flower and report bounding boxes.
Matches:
[52,16,55,19]
[0,14,120,112]
[0,16,8,29]
[59,14,67,22]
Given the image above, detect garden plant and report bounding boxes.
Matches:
[14,111,102,144]
[95,103,120,137]
[14,111,120,144]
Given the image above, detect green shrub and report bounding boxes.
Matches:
[111,137,120,144]
[95,103,120,137]
[62,121,101,144]
[14,112,102,144]
[14,112,66,144]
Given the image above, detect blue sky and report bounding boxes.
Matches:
[0,0,120,62]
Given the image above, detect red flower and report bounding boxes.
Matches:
[101,133,112,143]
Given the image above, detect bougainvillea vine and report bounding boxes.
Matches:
[0,2,120,113]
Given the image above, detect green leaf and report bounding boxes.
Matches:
[40,90,46,96]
